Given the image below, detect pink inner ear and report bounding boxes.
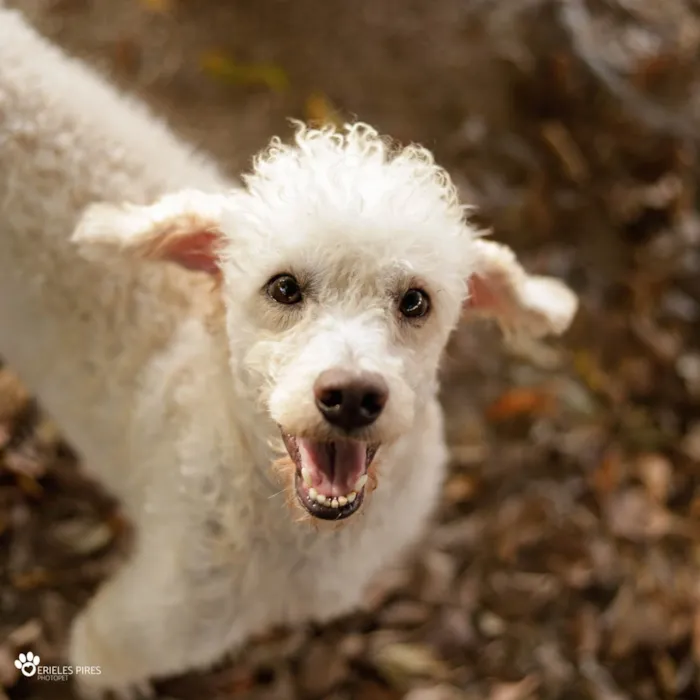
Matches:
[465,275,499,312]
[163,230,221,275]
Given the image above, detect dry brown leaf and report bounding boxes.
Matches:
[354,681,403,700]
[489,675,540,700]
[590,448,624,499]
[443,473,478,505]
[299,639,348,697]
[573,351,615,398]
[14,473,44,499]
[371,642,450,689]
[380,600,431,628]
[485,386,555,422]
[606,488,675,541]
[6,619,42,648]
[111,38,141,76]
[540,121,588,182]
[140,0,174,13]
[404,684,470,700]
[419,550,456,604]
[681,422,700,462]
[477,611,506,638]
[5,448,46,480]
[200,51,289,92]
[636,453,672,504]
[11,568,53,591]
[305,93,344,127]
[53,518,115,555]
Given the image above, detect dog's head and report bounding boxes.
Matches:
[73,123,577,522]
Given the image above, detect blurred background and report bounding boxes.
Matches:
[1,0,700,698]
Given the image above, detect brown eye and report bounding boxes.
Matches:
[399,288,430,318]
[267,274,303,305]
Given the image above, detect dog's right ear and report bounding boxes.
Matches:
[463,237,579,342]
[71,190,231,275]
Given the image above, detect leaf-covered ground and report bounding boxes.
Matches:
[2,1,700,698]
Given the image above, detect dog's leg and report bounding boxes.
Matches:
[68,530,237,699]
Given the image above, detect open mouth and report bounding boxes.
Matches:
[282,432,380,521]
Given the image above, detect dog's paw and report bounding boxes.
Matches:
[70,613,155,700]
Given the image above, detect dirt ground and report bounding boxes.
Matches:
[2,0,700,698]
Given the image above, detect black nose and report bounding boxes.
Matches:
[314,369,389,432]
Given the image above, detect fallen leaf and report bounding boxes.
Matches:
[298,639,348,697]
[5,448,46,480]
[636,453,672,504]
[590,448,624,499]
[353,681,402,700]
[200,51,289,92]
[489,675,540,700]
[573,351,616,398]
[443,473,478,504]
[6,619,42,647]
[485,387,555,422]
[141,0,174,13]
[371,642,450,689]
[606,488,675,541]
[379,600,431,628]
[404,684,470,700]
[14,473,44,499]
[541,121,588,182]
[53,518,115,555]
[11,568,52,591]
[111,38,141,76]
[304,93,344,127]
[681,421,700,462]
[477,611,506,638]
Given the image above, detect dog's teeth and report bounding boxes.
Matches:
[301,467,313,487]
[308,487,318,501]
[331,498,339,508]
[347,491,357,503]
[338,496,348,507]
[315,493,327,505]
[354,475,368,491]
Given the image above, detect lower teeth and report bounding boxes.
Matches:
[303,483,361,509]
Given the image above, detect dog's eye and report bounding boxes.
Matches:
[399,288,430,319]
[267,274,303,305]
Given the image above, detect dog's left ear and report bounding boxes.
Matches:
[464,238,578,340]
[72,190,230,275]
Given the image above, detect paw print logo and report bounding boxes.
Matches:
[14,651,40,677]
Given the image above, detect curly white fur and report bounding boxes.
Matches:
[0,7,578,698]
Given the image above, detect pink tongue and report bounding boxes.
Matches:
[298,439,367,497]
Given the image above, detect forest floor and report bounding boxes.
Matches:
[2,1,700,698]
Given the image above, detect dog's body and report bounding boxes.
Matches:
[0,7,578,697]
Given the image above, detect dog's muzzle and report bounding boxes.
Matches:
[279,368,387,520]
[281,433,379,520]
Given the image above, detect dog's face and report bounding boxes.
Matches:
[72,123,578,523]
[214,125,474,520]
[220,197,468,520]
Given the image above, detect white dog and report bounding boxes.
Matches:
[0,7,578,697]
